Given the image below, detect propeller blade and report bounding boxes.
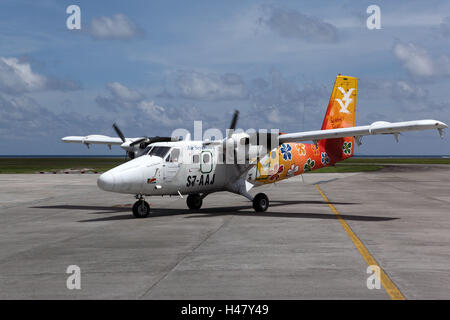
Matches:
[112,123,126,143]
[129,137,148,147]
[227,110,239,139]
[229,110,239,131]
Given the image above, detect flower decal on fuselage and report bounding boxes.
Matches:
[287,164,299,177]
[304,158,315,172]
[321,152,330,165]
[295,143,306,156]
[280,143,292,161]
[311,143,320,156]
[343,141,352,155]
[269,164,284,181]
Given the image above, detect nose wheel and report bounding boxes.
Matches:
[132,200,150,218]
[187,194,203,210]
[253,193,269,212]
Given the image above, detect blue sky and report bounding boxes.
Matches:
[0,0,449,155]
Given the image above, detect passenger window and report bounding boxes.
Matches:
[202,153,210,163]
[193,154,199,164]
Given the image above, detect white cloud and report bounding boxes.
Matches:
[95,82,186,128]
[358,78,447,114]
[248,69,328,130]
[393,42,450,77]
[392,81,428,101]
[258,5,338,43]
[0,56,81,95]
[89,14,143,40]
[0,93,103,141]
[107,82,143,101]
[96,82,143,111]
[137,100,179,127]
[175,70,248,100]
[0,57,46,94]
[393,42,434,77]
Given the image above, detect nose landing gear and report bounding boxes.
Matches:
[252,193,269,212]
[132,195,150,218]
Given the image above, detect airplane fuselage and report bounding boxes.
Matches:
[97,136,354,196]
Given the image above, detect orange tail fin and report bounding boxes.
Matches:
[321,75,357,130]
[320,75,358,161]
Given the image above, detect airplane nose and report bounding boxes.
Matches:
[97,172,115,191]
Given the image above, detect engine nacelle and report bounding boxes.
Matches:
[227,131,279,164]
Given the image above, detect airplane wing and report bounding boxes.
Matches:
[279,120,448,144]
[61,135,138,146]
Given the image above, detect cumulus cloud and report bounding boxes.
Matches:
[0,57,46,94]
[247,69,329,130]
[360,78,429,101]
[175,70,249,100]
[393,42,450,77]
[107,82,143,101]
[89,14,143,40]
[135,100,179,126]
[0,93,103,142]
[96,82,143,111]
[392,81,428,101]
[0,56,81,94]
[258,5,338,43]
[95,81,189,128]
[393,42,434,77]
[358,78,447,113]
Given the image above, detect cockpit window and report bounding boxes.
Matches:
[165,148,180,162]
[144,146,153,155]
[149,146,170,158]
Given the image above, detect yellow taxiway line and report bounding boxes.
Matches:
[315,184,405,300]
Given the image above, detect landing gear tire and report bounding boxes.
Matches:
[187,194,202,210]
[253,193,269,212]
[132,200,150,218]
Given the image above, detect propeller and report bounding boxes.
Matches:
[229,110,239,131]
[227,110,239,139]
[129,136,174,149]
[112,123,135,159]
[129,137,148,147]
[112,123,173,159]
[112,123,126,143]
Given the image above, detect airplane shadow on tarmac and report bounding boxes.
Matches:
[31,199,398,223]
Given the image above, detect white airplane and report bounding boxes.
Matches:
[62,75,447,218]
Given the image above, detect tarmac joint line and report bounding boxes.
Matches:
[315,184,405,300]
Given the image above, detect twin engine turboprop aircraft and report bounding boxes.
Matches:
[62,75,448,218]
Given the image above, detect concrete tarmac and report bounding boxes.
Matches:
[0,166,449,299]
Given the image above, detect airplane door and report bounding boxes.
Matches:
[200,151,213,173]
[163,148,181,181]
[189,151,201,174]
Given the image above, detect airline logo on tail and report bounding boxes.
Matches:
[336,87,354,114]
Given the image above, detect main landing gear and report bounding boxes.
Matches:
[252,193,269,212]
[132,195,150,218]
[132,191,270,217]
[186,194,203,210]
